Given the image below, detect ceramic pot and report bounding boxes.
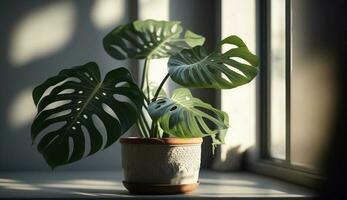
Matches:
[120,137,202,194]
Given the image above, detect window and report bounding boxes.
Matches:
[249,0,337,187]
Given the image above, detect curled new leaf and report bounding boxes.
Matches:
[31,62,143,169]
[168,35,259,89]
[103,19,205,60]
[148,88,229,139]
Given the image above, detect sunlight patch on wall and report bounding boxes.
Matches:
[146,59,170,95]
[138,0,170,94]
[213,0,257,171]
[91,0,125,30]
[138,0,169,20]
[9,1,76,67]
[8,87,36,130]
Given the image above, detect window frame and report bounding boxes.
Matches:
[247,0,324,188]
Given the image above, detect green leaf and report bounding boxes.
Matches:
[148,88,229,139]
[168,35,259,89]
[103,19,205,60]
[31,62,143,169]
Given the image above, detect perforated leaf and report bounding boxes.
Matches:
[31,62,143,169]
[148,88,228,139]
[103,19,205,59]
[168,35,259,89]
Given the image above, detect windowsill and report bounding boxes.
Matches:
[0,170,314,199]
[248,160,324,188]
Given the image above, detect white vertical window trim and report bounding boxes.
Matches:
[212,0,257,171]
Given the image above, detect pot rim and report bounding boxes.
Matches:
[120,137,203,145]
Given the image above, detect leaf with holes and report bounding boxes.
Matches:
[148,88,229,140]
[31,62,143,169]
[103,19,205,59]
[168,35,259,89]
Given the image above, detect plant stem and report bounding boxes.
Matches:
[139,58,152,137]
[142,92,150,105]
[149,73,170,138]
[140,59,151,105]
[150,122,160,138]
[139,110,151,137]
[152,73,170,101]
[136,121,146,138]
[140,59,150,90]
[145,62,150,100]
[140,59,170,138]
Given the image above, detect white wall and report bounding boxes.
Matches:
[0,0,129,171]
[0,0,219,171]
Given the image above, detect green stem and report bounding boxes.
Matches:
[149,73,170,138]
[145,61,150,100]
[140,59,150,90]
[136,121,146,138]
[150,122,160,138]
[142,93,150,106]
[139,58,152,137]
[139,110,150,137]
[152,73,170,101]
[140,59,151,104]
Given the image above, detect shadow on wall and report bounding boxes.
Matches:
[211,145,243,171]
[0,0,130,171]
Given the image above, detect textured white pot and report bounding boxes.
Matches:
[120,137,202,194]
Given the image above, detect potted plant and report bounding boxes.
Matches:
[31,19,258,194]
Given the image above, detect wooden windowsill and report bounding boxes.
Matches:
[0,170,314,199]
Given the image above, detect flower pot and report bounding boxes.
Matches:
[120,137,203,194]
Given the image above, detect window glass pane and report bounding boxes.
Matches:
[269,0,286,159]
[290,0,336,172]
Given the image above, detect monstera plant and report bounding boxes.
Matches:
[31,19,259,176]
